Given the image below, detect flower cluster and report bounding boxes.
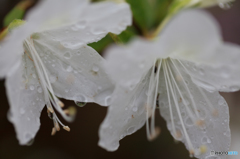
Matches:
[0,0,239,159]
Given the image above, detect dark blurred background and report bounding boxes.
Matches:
[0,0,240,159]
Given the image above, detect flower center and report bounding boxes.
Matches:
[145,58,217,156]
[23,37,75,135]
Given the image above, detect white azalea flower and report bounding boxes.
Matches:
[0,0,131,145]
[187,0,234,8]
[99,10,240,159]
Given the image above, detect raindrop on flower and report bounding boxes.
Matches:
[75,101,86,107]
[127,126,135,135]
[64,52,71,59]
[26,138,34,146]
[29,85,34,91]
[37,86,42,93]
[92,65,99,72]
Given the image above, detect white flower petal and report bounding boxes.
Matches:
[39,1,132,48]
[0,24,33,78]
[197,0,234,8]
[158,9,221,60]
[173,43,240,92]
[32,34,114,106]
[6,54,45,145]
[98,73,150,151]
[159,59,230,158]
[0,0,89,78]
[26,0,89,32]
[104,38,159,87]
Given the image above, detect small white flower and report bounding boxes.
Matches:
[0,0,131,145]
[99,10,240,159]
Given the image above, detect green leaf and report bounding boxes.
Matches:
[126,0,155,33]
[117,26,137,43]
[3,0,34,27]
[88,26,137,53]
[4,7,25,27]
[153,0,174,27]
[88,34,113,53]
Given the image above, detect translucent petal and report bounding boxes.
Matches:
[38,1,132,48]
[98,72,150,151]
[0,0,89,78]
[174,43,240,92]
[104,38,159,88]
[158,9,221,60]
[25,0,89,32]
[159,59,230,159]
[0,24,33,78]
[32,34,114,106]
[6,54,45,145]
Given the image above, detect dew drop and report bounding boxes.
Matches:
[66,66,73,72]
[49,74,57,83]
[218,98,224,105]
[105,96,112,105]
[29,85,34,91]
[26,138,34,146]
[132,106,138,112]
[74,101,86,107]
[64,52,71,59]
[37,86,42,93]
[76,50,81,55]
[201,136,210,144]
[32,74,37,78]
[76,20,87,29]
[92,65,99,72]
[230,85,239,91]
[185,117,194,126]
[91,28,105,35]
[76,94,87,102]
[98,86,102,90]
[127,126,135,135]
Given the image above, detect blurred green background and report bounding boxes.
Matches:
[0,0,240,159]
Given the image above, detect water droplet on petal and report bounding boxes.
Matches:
[32,74,37,78]
[74,101,86,107]
[26,138,34,146]
[92,65,99,72]
[20,108,25,115]
[105,96,111,105]
[185,117,194,126]
[218,98,224,105]
[37,86,42,93]
[30,85,34,91]
[132,106,138,112]
[64,52,71,59]
[76,20,87,29]
[91,28,105,35]
[76,50,81,55]
[66,66,73,72]
[127,126,135,135]
[50,74,57,83]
